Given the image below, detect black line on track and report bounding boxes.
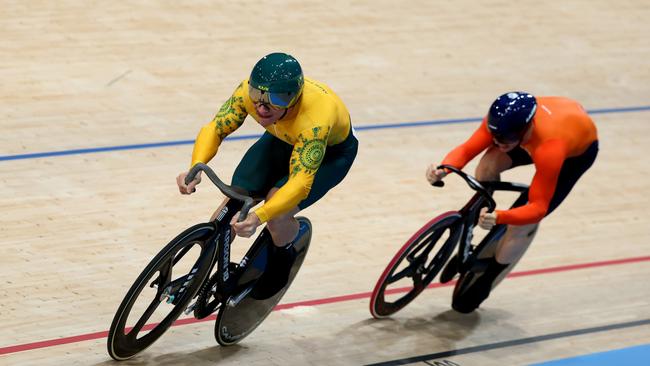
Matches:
[366,318,650,366]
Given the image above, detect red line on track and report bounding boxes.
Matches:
[2,255,649,356]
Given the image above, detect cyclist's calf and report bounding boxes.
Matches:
[266,215,299,246]
[495,223,538,264]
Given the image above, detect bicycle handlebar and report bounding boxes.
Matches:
[186,163,255,222]
[434,164,497,212]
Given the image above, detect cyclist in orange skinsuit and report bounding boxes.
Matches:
[426,92,598,313]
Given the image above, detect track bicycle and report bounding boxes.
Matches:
[107,163,312,360]
[370,164,529,318]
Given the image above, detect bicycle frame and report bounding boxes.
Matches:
[108,163,293,359]
[438,165,529,274]
[369,165,531,319]
[212,199,246,299]
[183,163,263,312]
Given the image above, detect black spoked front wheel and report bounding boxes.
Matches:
[107,223,217,360]
[370,212,462,318]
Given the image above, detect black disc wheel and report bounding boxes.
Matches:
[215,217,312,346]
[370,212,462,318]
[107,223,217,360]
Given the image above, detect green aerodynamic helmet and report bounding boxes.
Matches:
[248,52,304,108]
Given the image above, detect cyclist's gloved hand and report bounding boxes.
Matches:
[425,164,447,185]
[177,170,202,194]
[478,207,497,230]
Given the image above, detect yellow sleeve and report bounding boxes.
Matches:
[190,82,248,167]
[254,125,331,223]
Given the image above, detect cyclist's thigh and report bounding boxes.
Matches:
[476,145,528,180]
[545,140,599,215]
[275,133,358,210]
[232,132,293,195]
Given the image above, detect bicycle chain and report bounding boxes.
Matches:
[193,263,239,319]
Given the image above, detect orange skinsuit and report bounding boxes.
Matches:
[190,78,351,223]
[441,97,598,225]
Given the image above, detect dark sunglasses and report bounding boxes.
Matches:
[248,84,300,109]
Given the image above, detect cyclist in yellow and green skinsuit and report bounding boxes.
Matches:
[176,52,358,297]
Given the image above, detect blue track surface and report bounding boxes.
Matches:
[531,344,650,366]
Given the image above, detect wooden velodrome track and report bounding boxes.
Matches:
[1,1,649,365]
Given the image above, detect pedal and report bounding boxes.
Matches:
[227,285,255,307]
[185,301,197,315]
